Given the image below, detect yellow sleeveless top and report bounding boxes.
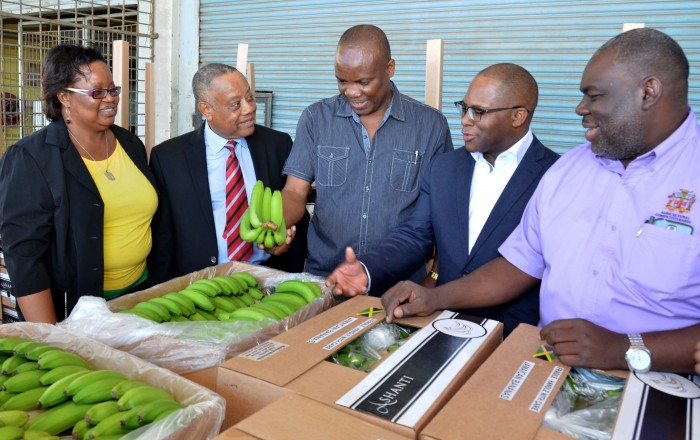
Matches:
[81,141,157,291]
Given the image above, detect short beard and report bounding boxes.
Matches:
[590,119,648,161]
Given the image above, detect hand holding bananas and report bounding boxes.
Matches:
[240,180,288,248]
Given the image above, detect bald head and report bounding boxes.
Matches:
[595,28,689,106]
[338,24,391,63]
[476,63,538,118]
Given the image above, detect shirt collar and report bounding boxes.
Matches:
[470,129,533,166]
[204,122,248,154]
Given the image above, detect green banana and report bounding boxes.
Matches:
[239,210,263,243]
[263,229,276,248]
[249,180,264,229]
[226,307,269,322]
[0,391,17,407]
[118,406,144,429]
[12,360,38,375]
[212,276,244,295]
[270,189,284,227]
[37,350,89,370]
[0,426,23,440]
[117,386,174,411]
[23,430,60,440]
[2,355,28,376]
[187,312,207,322]
[65,370,127,398]
[162,293,196,316]
[230,272,259,288]
[255,225,267,244]
[273,216,287,246]
[179,289,215,311]
[210,295,241,313]
[191,278,225,296]
[226,295,248,310]
[27,400,93,435]
[170,315,189,322]
[39,365,88,386]
[147,296,183,317]
[274,280,317,304]
[263,292,306,310]
[37,370,91,409]
[237,292,255,307]
[0,338,32,356]
[257,299,294,317]
[133,301,171,322]
[194,308,218,321]
[137,399,184,424]
[1,386,48,411]
[261,186,272,222]
[84,400,120,425]
[25,345,62,362]
[110,379,149,399]
[0,409,29,426]
[209,278,235,295]
[304,281,324,298]
[118,307,159,322]
[246,287,264,300]
[251,302,289,319]
[2,369,45,393]
[72,419,91,438]
[12,340,46,357]
[72,377,126,404]
[84,412,133,439]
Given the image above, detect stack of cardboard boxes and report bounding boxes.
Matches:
[0,235,18,323]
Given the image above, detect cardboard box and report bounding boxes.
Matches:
[421,324,634,440]
[216,394,410,440]
[0,322,225,439]
[59,261,333,392]
[217,295,503,438]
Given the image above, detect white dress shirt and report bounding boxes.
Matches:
[468,130,533,253]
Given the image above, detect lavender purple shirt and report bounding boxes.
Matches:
[500,110,700,333]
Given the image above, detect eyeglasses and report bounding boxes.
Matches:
[65,86,121,99]
[454,101,527,122]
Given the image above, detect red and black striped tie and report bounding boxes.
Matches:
[223,140,253,262]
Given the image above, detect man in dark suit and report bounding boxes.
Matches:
[326,63,559,335]
[148,63,308,284]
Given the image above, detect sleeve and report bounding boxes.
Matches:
[362,158,437,294]
[282,107,317,183]
[498,176,547,280]
[146,148,176,285]
[0,146,54,296]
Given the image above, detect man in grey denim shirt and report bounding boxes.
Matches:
[281,24,452,285]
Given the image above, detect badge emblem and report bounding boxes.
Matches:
[666,189,696,214]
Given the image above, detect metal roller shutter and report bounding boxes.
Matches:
[199,0,700,154]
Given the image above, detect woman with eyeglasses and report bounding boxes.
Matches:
[0,43,158,323]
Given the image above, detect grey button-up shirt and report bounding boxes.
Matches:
[283,83,453,276]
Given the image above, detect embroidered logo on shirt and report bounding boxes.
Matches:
[666,189,696,214]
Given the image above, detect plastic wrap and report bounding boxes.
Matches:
[59,262,334,374]
[0,322,225,440]
[542,367,626,440]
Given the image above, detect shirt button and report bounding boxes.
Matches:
[210,257,217,263]
[365,186,370,192]
[362,213,367,219]
[330,153,334,158]
[91,267,99,271]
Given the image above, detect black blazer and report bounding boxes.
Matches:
[148,124,309,284]
[362,136,559,334]
[0,120,156,320]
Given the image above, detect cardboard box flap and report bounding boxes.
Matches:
[422,323,570,440]
[233,394,409,440]
[337,311,502,429]
[228,295,386,386]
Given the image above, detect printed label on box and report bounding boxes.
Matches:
[239,340,288,362]
[529,366,564,412]
[323,318,376,351]
[336,311,498,428]
[307,316,358,344]
[500,361,535,401]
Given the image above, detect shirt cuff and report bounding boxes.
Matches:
[359,261,372,295]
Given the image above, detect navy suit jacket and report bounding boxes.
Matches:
[362,136,559,334]
[148,124,309,284]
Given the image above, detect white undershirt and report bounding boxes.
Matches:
[468,130,533,253]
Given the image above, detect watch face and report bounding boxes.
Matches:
[627,349,651,370]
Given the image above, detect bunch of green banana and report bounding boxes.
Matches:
[240,180,288,247]
[0,337,187,438]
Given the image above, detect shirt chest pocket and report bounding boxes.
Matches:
[316,146,349,187]
[390,148,424,192]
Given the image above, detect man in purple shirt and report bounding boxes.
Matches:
[382,28,699,374]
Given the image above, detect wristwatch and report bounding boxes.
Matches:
[428,271,439,281]
[624,333,652,373]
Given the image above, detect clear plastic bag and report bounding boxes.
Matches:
[330,322,415,372]
[542,367,626,440]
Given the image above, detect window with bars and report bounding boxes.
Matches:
[0,1,155,154]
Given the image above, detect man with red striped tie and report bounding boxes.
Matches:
[148,64,310,284]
